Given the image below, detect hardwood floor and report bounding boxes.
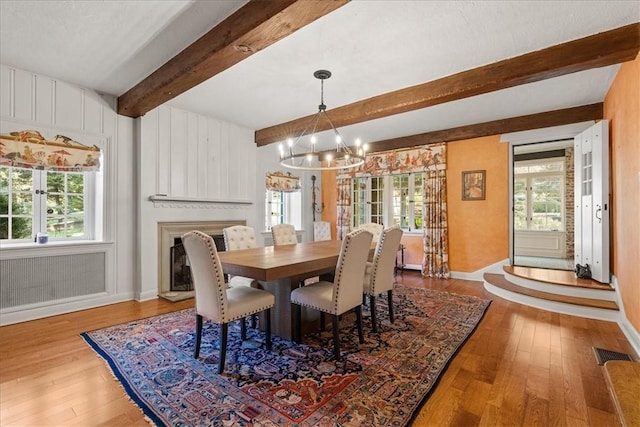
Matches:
[1,272,634,426]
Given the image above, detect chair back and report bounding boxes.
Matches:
[223,225,257,251]
[369,227,403,295]
[333,229,373,314]
[313,221,331,241]
[359,222,383,242]
[181,231,228,323]
[271,223,298,245]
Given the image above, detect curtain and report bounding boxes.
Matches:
[422,168,450,278]
[265,171,301,192]
[336,172,351,239]
[0,130,101,172]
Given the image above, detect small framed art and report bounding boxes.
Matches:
[462,170,485,201]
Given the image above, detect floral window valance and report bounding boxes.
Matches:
[337,143,447,179]
[266,171,301,192]
[0,130,101,172]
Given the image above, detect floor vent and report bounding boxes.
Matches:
[593,347,634,365]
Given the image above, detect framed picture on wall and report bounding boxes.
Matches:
[462,170,486,201]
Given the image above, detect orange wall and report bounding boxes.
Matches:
[604,55,640,331]
[447,135,509,271]
[321,135,509,272]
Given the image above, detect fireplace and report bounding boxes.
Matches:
[169,235,226,292]
[158,220,245,301]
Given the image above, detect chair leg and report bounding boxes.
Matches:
[294,304,302,343]
[355,305,364,344]
[250,314,257,329]
[369,295,378,333]
[265,308,272,351]
[218,323,228,374]
[387,290,394,324]
[332,314,341,361]
[240,317,247,340]
[320,312,325,332]
[194,314,203,358]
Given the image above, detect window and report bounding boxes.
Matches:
[351,176,384,229]
[265,190,301,230]
[514,158,564,231]
[391,173,423,231]
[351,173,424,233]
[1,167,94,241]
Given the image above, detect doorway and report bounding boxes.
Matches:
[512,140,574,271]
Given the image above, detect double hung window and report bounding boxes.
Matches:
[265,190,301,230]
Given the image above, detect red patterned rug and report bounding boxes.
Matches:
[82,286,490,426]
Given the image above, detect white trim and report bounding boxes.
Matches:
[0,241,113,258]
[612,275,640,358]
[450,258,509,281]
[0,292,134,326]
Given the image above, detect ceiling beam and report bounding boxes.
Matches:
[256,22,639,146]
[359,103,603,153]
[117,0,350,118]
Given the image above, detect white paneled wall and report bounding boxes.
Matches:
[137,105,258,299]
[0,64,136,325]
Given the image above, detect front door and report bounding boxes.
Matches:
[574,121,610,283]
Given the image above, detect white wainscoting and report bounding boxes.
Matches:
[514,230,566,258]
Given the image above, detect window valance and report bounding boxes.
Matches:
[337,143,447,178]
[0,130,101,172]
[265,171,301,192]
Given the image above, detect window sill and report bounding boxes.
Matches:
[0,240,113,259]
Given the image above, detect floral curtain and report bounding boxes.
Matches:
[422,168,450,278]
[335,143,449,278]
[0,130,101,172]
[265,171,301,192]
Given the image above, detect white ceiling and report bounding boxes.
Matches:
[1,0,638,149]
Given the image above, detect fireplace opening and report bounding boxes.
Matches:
[170,235,226,292]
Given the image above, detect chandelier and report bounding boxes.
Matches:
[279,70,366,171]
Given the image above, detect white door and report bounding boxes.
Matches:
[574,121,609,283]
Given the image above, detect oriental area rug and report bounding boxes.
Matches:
[82,286,490,426]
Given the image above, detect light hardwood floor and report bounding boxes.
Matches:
[0,272,634,426]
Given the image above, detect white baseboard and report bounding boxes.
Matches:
[137,289,161,301]
[611,275,640,358]
[0,292,135,326]
[450,258,509,281]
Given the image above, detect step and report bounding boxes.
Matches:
[504,265,613,290]
[502,267,617,303]
[603,360,640,427]
[483,273,619,321]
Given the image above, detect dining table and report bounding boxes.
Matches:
[217,239,349,340]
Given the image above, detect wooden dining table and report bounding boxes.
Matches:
[217,239,347,340]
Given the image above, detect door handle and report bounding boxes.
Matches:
[595,205,602,223]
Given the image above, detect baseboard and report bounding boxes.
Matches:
[612,275,640,358]
[0,292,135,326]
[136,289,161,302]
[451,258,509,281]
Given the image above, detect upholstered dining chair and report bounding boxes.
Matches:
[181,230,274,374]
[290,229,373,360]
[313,221,331,241]
[359,222,383,242]
[363,226,403,332]
[271,223,298,245]
[222,225,258,288]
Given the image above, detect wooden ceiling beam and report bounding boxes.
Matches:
[358,103,603,153]
[256,23,639,147]
[117,0,350,118]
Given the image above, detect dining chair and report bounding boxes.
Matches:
[359,222,383,242]
[290,229,373,360]
[181,230,274,374]
[313,221,331,241]
[271,223,298,245]
[363,226,403,332]
[222,225,258,288]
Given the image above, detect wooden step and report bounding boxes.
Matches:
[484,273,619,311]
[504,265,613,290]
[603,360,640,427]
